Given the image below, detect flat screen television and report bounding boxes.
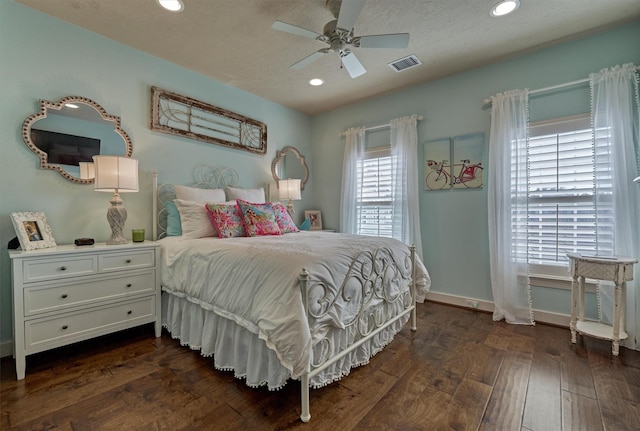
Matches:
[30,129,101,166]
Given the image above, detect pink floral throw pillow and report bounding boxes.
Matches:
[205,203,246,238]
[236,199,282,237]
[272,203,299,234]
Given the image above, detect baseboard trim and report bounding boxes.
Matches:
[425,291,570,328]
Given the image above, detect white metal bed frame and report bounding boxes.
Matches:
[152,166,418,422]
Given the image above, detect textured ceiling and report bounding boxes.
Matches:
[15,0,640,115]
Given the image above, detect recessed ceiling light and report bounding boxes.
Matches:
[157,0,184,12]
[309,78,324,86]
[64,103,79,109]
[490,0,520,17]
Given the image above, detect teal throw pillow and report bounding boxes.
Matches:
[166,200,182,236]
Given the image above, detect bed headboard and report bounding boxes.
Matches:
[152,165,243,240]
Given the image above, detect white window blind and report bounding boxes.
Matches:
[356,147,394,237]
[519,114,614,267]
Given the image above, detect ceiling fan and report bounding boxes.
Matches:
[271,0,410,78]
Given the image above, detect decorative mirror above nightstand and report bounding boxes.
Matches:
[272,146,309,190]
[22,96,133,184]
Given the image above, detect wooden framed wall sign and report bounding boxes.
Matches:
[151,87,267,155]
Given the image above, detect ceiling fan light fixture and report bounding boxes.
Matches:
[157,0,184,12]
[272,0,408,78]
[490,0,520,17]
[309,78,324,86]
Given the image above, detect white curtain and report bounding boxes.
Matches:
[488,90,535,325]
[340,127,365,234]
[591,63,640,350]
[390,116,424,258]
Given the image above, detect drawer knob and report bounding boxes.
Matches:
[61,294,68,299]
[126,283,132,288]
[60,266,67,271]
[62,325,68,330]
[125,259,132,264]
[127,310,132,315]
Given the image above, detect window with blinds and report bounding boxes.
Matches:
[356,148,394,237]
[520,114,613,268]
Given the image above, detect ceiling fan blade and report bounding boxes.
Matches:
[341,51,366,78]
[291,49,329,70]
[355,33,410,49]
[336,0,366,31]
[272,20,322,40]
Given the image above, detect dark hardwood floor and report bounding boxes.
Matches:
[2,301,639,431]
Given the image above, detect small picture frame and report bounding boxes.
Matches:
[304,210,323,231]
[10,212,57,251]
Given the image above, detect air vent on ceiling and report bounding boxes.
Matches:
[388,55,422,72]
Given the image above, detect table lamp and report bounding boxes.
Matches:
[278,178,301,217]
[79,162,95,180]
[92,155,139,244]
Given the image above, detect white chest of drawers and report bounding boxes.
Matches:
[9,242,161,379]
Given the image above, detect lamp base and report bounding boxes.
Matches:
[286,199,295,218]
[106,193,128,245]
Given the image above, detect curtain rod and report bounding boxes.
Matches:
[481,65,640,110]
[339,115,423,136]
[481,78,588,109]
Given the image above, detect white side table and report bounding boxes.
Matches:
[567,253,637,356]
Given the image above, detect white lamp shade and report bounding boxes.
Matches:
[279,179,301,201]
[92,156,139,192]
[79,162,95,179]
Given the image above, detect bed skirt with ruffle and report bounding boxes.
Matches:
[161,289,408,390]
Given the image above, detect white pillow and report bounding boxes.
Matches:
[174,199,217,238]
[226,186,265,203]
[175,185,226,203]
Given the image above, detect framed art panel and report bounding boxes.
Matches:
[304,210,323,230]
[424,137,452,190]
[10,212,56,251]
[452,133,484,189]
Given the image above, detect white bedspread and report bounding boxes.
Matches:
[159,231,430,381]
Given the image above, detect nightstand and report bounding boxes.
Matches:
[9,242,161,379]
[567,253,637,356]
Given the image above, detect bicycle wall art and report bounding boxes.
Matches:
[424,133,484,191]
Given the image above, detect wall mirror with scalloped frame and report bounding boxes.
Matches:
[22,96,133,184]
[271,146,309,191]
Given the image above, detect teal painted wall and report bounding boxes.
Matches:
[1,0,639,349]
[0,1,312,345]
[311,22,640,318]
